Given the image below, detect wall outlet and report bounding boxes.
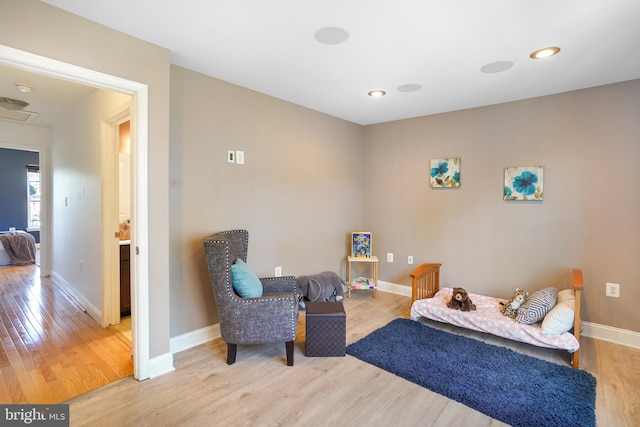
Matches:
[387,252,394,262]
[236,150,245,164]
[275,266,282,277]
[408,255,413,265]
[605,282,620,298]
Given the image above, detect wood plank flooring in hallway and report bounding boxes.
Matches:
[0,264,133,403]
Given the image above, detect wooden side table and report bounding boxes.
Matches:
[347,255,378,298]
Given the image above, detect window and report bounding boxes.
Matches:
[27,164,40,230]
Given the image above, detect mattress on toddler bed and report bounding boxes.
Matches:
[410,287,579,352]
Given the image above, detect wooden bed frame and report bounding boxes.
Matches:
[410,263,584,369]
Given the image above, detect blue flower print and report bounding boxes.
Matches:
[431,161,449,178]
[512,171,538,196]
[452,171,460,185]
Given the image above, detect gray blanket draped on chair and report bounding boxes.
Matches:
[296,271,345,303]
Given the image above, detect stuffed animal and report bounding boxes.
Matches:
[500,288,529,319]
[447,287,477,311]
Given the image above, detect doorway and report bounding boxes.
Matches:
[0,44,151,380]
[104,115,133,344]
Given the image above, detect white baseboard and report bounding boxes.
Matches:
[582,321,640,349]
[169,283,406,356]
[50,271,103,324]
[166,282,640,361]
[170,323,221,355]
[149,353,175,378]
[378,280,640,350]
[377,280,412,297]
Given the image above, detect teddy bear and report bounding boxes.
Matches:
[447,287,476,311]
[500,288,529,319]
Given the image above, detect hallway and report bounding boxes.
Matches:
[0,263,133,403]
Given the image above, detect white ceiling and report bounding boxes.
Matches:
[0,65,96,127]
[6,1,640,126]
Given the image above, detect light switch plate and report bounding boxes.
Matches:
[236,150,245,164]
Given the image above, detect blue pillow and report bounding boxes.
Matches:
[231,258,263,298]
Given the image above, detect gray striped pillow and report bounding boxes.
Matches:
[515,287,558,325]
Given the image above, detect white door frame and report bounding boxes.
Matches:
[102,107,131,328]
[0,44,151,380]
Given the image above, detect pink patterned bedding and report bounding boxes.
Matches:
[410,287,579,352]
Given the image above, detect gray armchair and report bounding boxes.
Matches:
[203,230,298,366]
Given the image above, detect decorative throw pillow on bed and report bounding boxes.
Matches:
[541,299,575,335]
[557,288,575,303]
[515,286,558,325]
[231,258,263,298]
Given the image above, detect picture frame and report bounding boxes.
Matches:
[351,232,372,257]
[504,166,544,201]
[430,157,461,187]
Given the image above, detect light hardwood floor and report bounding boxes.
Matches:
[0,264,133,403]
[67,289,640,426]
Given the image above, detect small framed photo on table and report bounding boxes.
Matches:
[351,232,372,257]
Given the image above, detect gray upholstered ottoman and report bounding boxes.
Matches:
[305,301,346,357]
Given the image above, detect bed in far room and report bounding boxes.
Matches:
[0,230,37,266]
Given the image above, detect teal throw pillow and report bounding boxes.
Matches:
[231,258,263,298]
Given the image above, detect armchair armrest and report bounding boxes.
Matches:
[261,276,297,294]
[224,291,298,344]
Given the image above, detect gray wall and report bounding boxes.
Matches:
[50,89,130,311]
[363,80,640,332]
[169,66,364,336]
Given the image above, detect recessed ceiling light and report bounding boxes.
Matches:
[313,27,349,45]
[530,47,561,59]
[368,90,386,98]
[15,83,32,93]
[397,84,422,93]
[480,61,514,74]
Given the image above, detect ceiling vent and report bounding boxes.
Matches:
[0,109,39,123]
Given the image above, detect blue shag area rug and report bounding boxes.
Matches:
[346,319,596,427]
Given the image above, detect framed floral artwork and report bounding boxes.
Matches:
[430,157,461,187]
[504,166,544,201]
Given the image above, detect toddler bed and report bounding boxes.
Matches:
[409,263,583,369]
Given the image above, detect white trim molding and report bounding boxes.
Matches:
[582,321,640,350]
[50,271,102,324]
[376,280,412,297]
[170,324,221,355]
[148,353,175,379]
[378,281,640,350]
[166,282,640,363]
[0,44,153,381]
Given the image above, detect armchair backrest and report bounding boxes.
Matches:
[203,229,298,353]
[202,229,249,314]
